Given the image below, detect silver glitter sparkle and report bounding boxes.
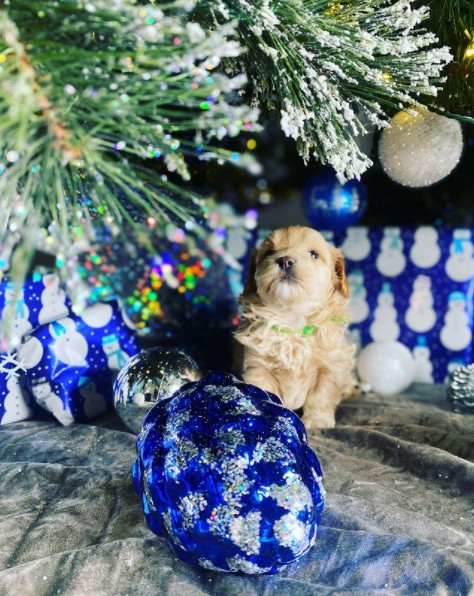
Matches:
[226,555,273,574]
[229,511,262,555]
[144,469,156,512]
[162,510,183,547]
[252,436,296,465]
[198,558,232,572]
[178,491,208,529]
[164,438,199,477]
[275,415,301,440]
[206,385,263,416]
[268,471,313,515]
[273,512,311,556]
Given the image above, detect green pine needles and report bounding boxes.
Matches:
[195,0,452,180]
[0,0,458,297]
[0,0,259,287]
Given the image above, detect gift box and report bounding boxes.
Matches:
[0,272,72,351]
[0,272,73,425]
[16,300,139,425]
[331,226,474,384]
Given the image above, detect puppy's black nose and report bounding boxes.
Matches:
[276,256,295,270]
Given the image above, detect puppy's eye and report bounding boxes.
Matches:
[309,250,319,260]
[264,248,276,257]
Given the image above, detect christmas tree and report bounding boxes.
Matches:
[0,0,470,312]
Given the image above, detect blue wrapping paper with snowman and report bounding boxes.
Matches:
[330,226,474,383]
[0,272,73,425]
[0,273,72,352]
[15,300,139,425]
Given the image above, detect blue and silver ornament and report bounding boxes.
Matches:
[132,372,325,574]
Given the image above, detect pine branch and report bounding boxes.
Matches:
[0,0,260,293]
[194,0,452,180]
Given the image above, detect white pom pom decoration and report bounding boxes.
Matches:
[357,341,415,397]
[378,108,463,188]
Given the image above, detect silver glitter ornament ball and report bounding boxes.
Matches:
[378,108,463,188]
[447,363,474,414]
[113,347,202,433]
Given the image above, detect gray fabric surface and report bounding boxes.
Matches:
[0,384,472,595]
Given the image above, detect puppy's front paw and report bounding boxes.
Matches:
[302,411,336,430]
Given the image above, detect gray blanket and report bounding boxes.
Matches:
[1,384,473,595]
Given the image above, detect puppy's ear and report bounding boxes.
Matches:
[241,248,259,297]
[330,246,350,298]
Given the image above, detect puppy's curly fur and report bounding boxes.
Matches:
[234,226,357,429]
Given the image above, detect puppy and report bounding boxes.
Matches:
[234,226,357,429]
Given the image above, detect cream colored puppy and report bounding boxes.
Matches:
[234,226,357,429]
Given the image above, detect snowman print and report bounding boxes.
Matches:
[346,328,362,355]
[49,318,89,367]
[412,337,434,383]
[38,274,70,325]
[347,270,369,324]
[405,275,437,333]
[341,227,371,261]
[31,378,74,425]
[78,376,108,420]
[102,334,129,371]
[1,375,34,425]
[376,227,406,277]
[445,229,474,282]
[410,227,441,269]
[370,282,400,342]
[440,291,472,352]
[0,284,32,349]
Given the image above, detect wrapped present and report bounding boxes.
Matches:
[16,300,139,425]
[331,226,474,384]
[0,354,41,425]
[0,272,72,352]
[0,272,73,425]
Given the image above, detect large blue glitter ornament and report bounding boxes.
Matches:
[303,169,367,231]
[132,372,325,574]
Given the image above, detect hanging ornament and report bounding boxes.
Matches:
[113,347,202,434]
[378,108,463,188]
[357,341,415,397]
[132,372,325,574]
[302,169,367,231]
[447,364,474,414]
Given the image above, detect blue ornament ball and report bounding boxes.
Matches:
[303,169,367,231]
[132,372,325,574]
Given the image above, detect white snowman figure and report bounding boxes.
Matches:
[412,336,434,383]
[49,318,89,367]
[405,275,437,333]
[440,291,472,352]
[370,282,400,342]
[444,358,465,384]
[78,376,107,420]
[340,227,371,261]
[445,229,474,282]
[1,375,34,425]
[16,336,44,370]
[376,227,406,277]
[102,334,130,371]
[346,327,362,355]
[80,302,114,328]
[0,284,32,349]
[38,274,70,325]
[30,377,74,425]
[410,227,441,269]
[348,270,369,324]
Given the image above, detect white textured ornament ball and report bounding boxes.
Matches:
[378,108,463,188]
[357,341,415,397]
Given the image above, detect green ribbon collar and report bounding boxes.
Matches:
[269,315,348,336]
